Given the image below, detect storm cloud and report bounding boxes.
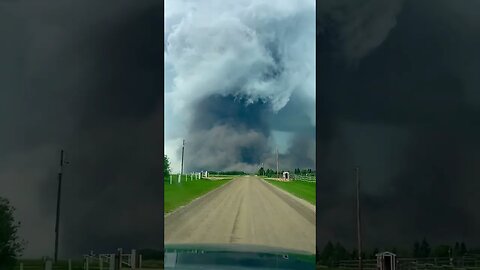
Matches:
[1,1,163,257]
[317,0,480,251]
[164,0,316,173]
[317,0,404,64]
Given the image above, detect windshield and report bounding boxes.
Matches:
[164,0,316,268]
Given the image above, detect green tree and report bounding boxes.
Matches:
[453,242,460,257]
[413,241,421,258]
[0,197,25,270]
[138,249,164,260]
[460,242,467,256]
[432,245,450,257]
[258,167,265,176]
[164,155,171,177]
[371,248,379,259]
[352,248,358,260]
[334,242,349,263]
[332,242,348,266]
[320,241,334,266]
[420,238,431,257]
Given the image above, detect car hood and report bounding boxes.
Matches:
[164,243,315,270]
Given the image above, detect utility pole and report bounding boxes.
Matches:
[54,149,67,262]
[276,147,279,179]
[181,139,185,175]
[355,167,362,270]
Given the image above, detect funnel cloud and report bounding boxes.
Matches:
[165,0,316,173]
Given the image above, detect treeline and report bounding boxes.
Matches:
[317,239,474,266]
[163,155,247,177]
[257,167,315,177]
[164,155,171,177]
[208,171,247,175]
[138,249,164,260]
[257,168,277,177]
[293,168,314,175]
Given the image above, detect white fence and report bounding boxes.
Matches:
[338,256,480,270]
[83,254,115,270]
[83,249,142,270]
[292,174,316,182]
[167,171,210,184]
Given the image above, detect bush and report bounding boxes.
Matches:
[164,155,171,177]
[0,197,25,270]
[138,249,163,260]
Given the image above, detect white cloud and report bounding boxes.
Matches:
[164,0,315,170]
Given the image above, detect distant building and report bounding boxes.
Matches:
[376,251,397,270]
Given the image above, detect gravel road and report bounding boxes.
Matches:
[164,175,315,253]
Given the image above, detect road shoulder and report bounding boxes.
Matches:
[260,178,316,213]
[164,178,236,219]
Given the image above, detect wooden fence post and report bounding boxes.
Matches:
[109,254,115,270]
[45,259,52,270]
[131,249,136,269]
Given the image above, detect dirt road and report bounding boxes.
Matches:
[164,176,315,253]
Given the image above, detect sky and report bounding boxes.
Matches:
[164,0,316,174]
[0,0,315,259]
[0,0,164,258]
[2,0,479,260]
[317,0,480,251]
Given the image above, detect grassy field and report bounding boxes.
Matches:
[265,179,316,204]
[15,259,163,270]
[164,174,235,213]
[15,259,84,270]
[141,260,164,268]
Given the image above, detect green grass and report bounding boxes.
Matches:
[164,174,234,213]
[265,179,316,204]
[141,260,164,268]
[16,259,163,270]
[16,259,84,270]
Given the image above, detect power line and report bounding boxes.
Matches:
[181,139,185,175]
[54,149,68,262]
[276,147,279,179]
[355,167,363,270]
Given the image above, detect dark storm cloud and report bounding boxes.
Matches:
[317,0,480,250]
[317,0,404,64]
[190,95,271,135]
[0,1,163,257]
[269,91,316,134]
[183,94,315,173]
[164,0,315,173]
[183,95,271,172]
